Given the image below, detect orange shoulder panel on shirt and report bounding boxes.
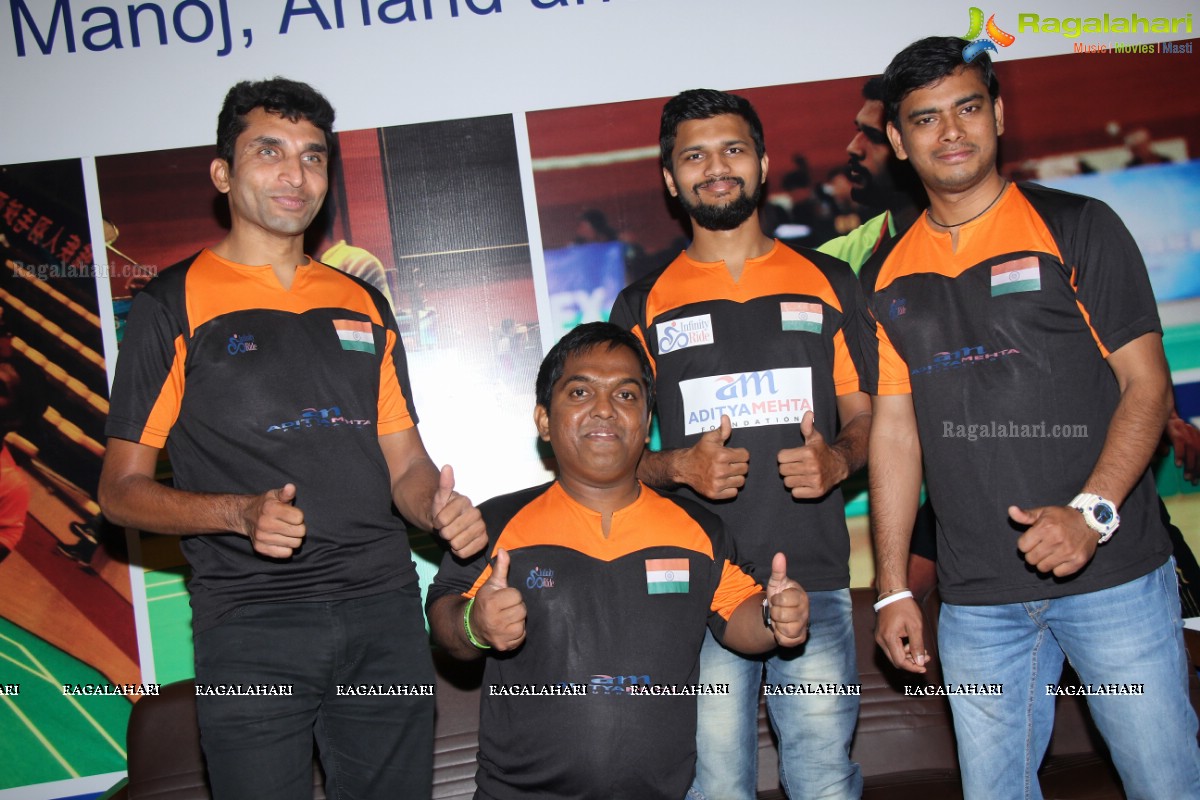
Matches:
[831,328,862,395]
[874,316,912,396]
[463,484,718,597]
[646,243,844,324]
[140,333,189,447]
[874,189,1062,293]
[1067,266,1111,358]
[377,329,415,433]
[183,251,383,336]
[711,559,762,621]
[628,325,656,375]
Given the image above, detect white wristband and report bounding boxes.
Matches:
[873,590,913,612]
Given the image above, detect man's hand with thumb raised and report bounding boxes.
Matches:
[432,464,488,559]
[242,483,306,558]
[766,552,809,647]
[677,414,750,500]
[471,547,526,651]
[778,411,848,499]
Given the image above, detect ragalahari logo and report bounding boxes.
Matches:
[962,7,1016,62]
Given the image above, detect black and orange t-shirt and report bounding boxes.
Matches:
[426,481,761,800]
[610,241,870,590]
[106,249,420,630]
[861,183,1170,604]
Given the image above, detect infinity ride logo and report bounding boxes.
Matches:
[962,7,1016,62]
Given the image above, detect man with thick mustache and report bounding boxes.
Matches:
[818,76,924,274]
[610,89,872,799]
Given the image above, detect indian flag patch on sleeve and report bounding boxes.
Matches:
[332,319,375,353]
[780,302,822,333]
[646,558,689,594]
[990,257,1041,296]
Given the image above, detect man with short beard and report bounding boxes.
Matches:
[610,89,872,800]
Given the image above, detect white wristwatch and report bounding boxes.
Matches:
[1068,493,1119,543]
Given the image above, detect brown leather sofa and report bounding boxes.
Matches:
[110,588,1197,799]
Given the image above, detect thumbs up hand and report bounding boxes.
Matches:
[778,411,848,499]
[678,414,750,500]
[471,548,527,651]
[765,552,809,647]
[432,464,487,559]
[242,483,306,558]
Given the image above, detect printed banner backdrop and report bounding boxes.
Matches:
[0,161,137,795]
[93,115,542,686]
[0,1,1197,797]
[526,45,1200,517]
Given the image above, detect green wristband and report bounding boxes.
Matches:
[464,596,491,650]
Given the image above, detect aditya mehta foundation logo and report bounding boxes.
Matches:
[961,7,1016,62]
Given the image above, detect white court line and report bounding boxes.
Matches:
[0,632,127,758]
[143,576,185,589]
[0,693,79,779]
[0,648,51,682]
[147,590,190,602]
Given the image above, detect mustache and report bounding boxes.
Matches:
[692,176,746,193]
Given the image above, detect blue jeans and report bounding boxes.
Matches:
[690,588,862,800]
[194,586,435,800]
[939,558,1200,800]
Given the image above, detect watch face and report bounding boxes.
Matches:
[1093,504,1115,525]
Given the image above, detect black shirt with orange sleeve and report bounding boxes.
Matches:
[426,481,762,800]
[106,249,421,631]
[860,183,1171,604]
[610,241,871,590]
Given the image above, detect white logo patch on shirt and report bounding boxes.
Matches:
[656,315,714,354]
[678,368,813,435]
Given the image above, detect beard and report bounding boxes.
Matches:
[677,176,764,232]
[848,156,886,208]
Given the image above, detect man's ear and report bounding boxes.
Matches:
[759,152,769,185]
[662,166,679,198]
[210,158,232,194]
[534,404,551,442]
[993,96,1005,138]
[886,122,908,161]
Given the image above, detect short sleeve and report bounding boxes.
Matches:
[831,269,874,395]
[376,325,417,434]
[704,516,762,643]
[1067,198,1162,358]
[105,291,188,448]
[425,497,507,610]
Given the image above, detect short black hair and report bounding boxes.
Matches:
[659,89,765,169]
[535,322,655,414]
[216,77,336,166]
[882,36,1000,125]
[862,75,885,103]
